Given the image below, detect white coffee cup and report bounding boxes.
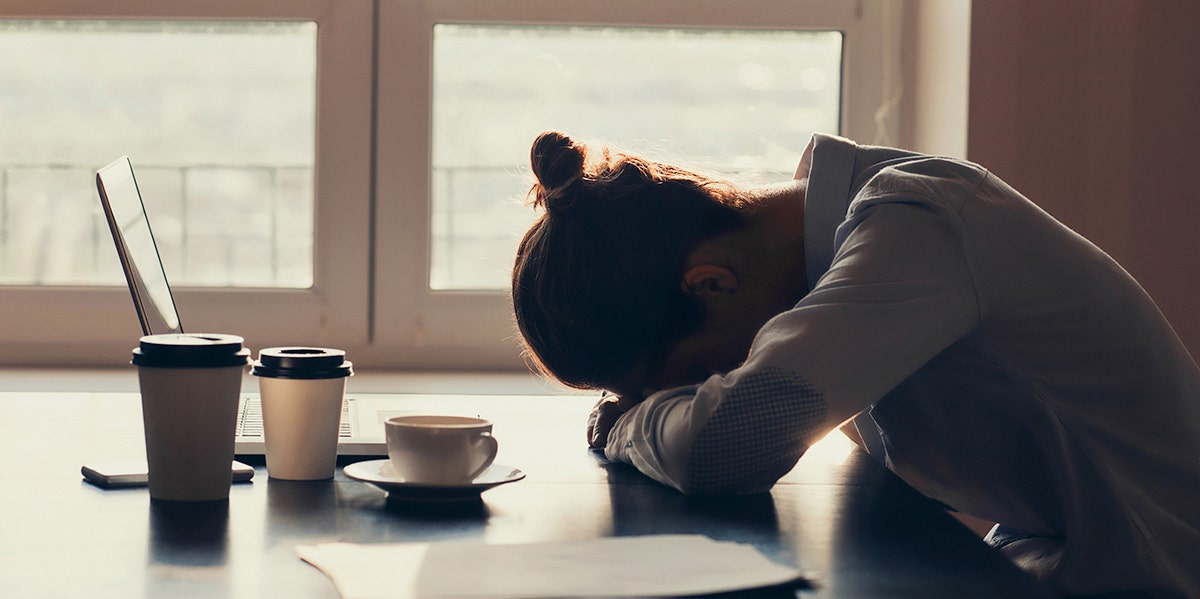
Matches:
[251,347,353,481]
[133,333,250,502]
[384,415,498,484]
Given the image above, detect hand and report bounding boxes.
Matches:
[586,394,625,449]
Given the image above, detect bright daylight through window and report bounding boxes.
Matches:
[430,24,842,290]
[0,20,317,289]
[0,0,865,366]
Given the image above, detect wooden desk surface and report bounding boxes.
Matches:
[0,391,1054,598]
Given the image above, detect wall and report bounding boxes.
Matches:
[967,0,1200,359]
[901,0,971,159]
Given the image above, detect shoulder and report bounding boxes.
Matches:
[853,156,990,215]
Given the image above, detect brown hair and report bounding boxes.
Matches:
[512,131,748,391]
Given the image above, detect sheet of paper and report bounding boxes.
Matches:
[297,534,803,599]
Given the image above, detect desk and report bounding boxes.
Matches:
[0,392,1053,598]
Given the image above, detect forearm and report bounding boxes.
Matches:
[606,368,828,495]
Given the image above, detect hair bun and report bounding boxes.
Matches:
[530,131,585,210]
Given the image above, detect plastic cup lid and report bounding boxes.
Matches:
[250,347,353,379]
[132,333,251,368]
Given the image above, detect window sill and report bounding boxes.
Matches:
[0,367,568,395]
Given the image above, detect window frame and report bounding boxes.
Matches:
[370,0,899,370]
[0,0,373,366]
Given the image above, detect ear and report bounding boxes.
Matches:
[682,264,738,296]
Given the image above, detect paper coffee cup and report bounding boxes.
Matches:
[251,347,352,481]
[132,333,250,502]
[385,415,498,484]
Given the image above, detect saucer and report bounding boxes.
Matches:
[343,460,525,502]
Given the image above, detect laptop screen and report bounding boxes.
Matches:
[96,157,183,336]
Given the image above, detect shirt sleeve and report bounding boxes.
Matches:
[605,193,982,495]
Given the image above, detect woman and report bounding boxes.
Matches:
[512,130,1200,597]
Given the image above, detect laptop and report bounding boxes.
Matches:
[96,156,539,457]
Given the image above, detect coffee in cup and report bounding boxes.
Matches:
[251,347,353,481]
[384,415,498,484]
[132,333,251,502]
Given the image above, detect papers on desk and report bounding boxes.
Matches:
[297,534,803,598]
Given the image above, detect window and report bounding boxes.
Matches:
[0,0,898,369]
[429,24,842,291]
[373,0,898,368]
[0,0,372,364]
[1,20,317,289]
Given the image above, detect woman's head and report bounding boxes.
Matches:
[512,131,748,393]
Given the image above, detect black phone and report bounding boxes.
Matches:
[81,460,255,489]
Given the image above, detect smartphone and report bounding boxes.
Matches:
[82,460,255,489]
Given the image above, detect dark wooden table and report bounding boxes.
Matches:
[0,391,1054,598]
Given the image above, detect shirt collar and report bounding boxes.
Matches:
[800,133,859,292]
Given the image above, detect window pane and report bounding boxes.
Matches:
[0,20,316,288]
[431,25,842,290]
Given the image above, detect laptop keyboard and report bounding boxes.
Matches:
[236,396,353,438]
[236,396,263,437]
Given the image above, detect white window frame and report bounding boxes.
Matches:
[371,0,900,370]
[0,0,373,366]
